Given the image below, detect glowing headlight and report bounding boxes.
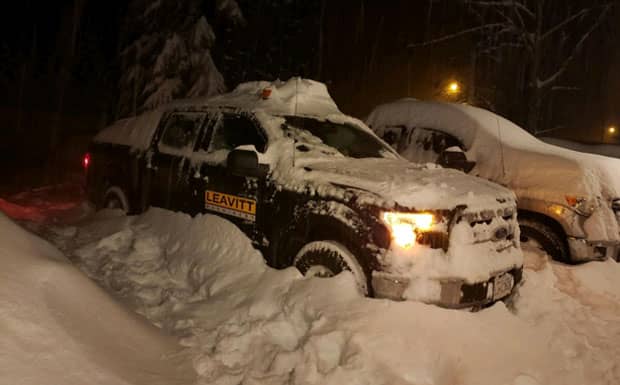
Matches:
[382,212,435,248]
[565,195,597,217]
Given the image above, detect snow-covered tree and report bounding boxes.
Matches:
[117,0,243,118]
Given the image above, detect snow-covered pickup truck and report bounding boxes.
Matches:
[367,99,620,263]
[86,79,523,308]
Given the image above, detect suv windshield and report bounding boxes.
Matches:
[284,116,397,159]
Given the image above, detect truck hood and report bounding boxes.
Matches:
[476,136,620,203]
[302,158,515,212]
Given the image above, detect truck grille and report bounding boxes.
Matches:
[457,207,518,246]
[418,206,518,252]
[417,231,449,251]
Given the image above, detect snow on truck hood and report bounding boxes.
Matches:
[367,100,620,201]
[303,158,515,212]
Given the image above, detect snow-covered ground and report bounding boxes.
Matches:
[1,189,620,385]
[0,203,194,385]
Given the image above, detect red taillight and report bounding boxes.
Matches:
[83,153,91,169]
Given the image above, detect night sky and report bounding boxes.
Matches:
[1,0,618,190]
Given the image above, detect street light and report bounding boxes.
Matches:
[608,125,617,135]
[446,81,461,96]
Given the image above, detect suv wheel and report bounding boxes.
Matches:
[102,186,130,214]
[519,218,569,263]
[294,241,368,295]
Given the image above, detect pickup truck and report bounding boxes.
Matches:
[367,99,620,263]
[86,78,523,308]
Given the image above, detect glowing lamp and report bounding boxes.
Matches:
[382,212,435,249]
[446,81,461,95]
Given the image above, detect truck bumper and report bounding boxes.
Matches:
[372,267,523,309]
[567,237,620,262]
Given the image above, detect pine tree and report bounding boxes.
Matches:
[117,0,243,118]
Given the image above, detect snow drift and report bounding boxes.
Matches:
[49,208,620,385]
[0,212,194,385]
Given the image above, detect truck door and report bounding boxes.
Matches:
[191,111,269,245]
[148,112,205,210]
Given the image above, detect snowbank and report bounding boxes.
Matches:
[0,212,194,385]
[54,208,620,385]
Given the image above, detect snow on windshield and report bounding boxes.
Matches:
[284,116,397,160]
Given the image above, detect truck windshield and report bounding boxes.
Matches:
[284,116,397,159]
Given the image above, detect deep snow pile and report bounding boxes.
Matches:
[43,207,620,385]
[0,212,194,385]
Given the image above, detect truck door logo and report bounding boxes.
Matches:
[205,190,256,221]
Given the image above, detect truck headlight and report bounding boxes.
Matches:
[382,212,435,248]
[565,195,597,217]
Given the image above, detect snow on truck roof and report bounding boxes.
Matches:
[94,78,351,150]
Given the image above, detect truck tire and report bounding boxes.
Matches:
[294,241,368,295]
[102,186,130,214]
[519,218,569,263]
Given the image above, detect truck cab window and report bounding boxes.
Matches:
[159,113,204,151]
[208,115,267,153]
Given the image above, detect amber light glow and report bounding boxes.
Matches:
[382,212,435,248]
[608,126,617,135]
[446,81,461,95]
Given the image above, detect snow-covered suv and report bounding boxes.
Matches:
[367,99,620,263]
[86,79,523,308]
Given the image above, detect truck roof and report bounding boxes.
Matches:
[94,78,351,150]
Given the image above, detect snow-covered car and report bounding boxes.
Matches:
[86,79,523,308]
[366,99,620,263]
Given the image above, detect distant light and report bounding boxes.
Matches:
[608,126,617,135]
[83,153,90,169]
[446,81,461,95]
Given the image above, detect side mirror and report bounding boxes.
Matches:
[227,149,268,178]
[437,148,476,173]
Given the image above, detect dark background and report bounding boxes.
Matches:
[1,0,618,192]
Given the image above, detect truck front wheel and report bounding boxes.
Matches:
[519,218,569,263]
[294,241,368,295]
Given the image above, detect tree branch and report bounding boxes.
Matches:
[407,23,505,48]
[537,5,612,89]
[541,8,590,41]
[465,0,535,18]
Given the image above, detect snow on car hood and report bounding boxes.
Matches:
[302,158,515,212]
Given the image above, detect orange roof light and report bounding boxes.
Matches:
[261,88,272,100]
